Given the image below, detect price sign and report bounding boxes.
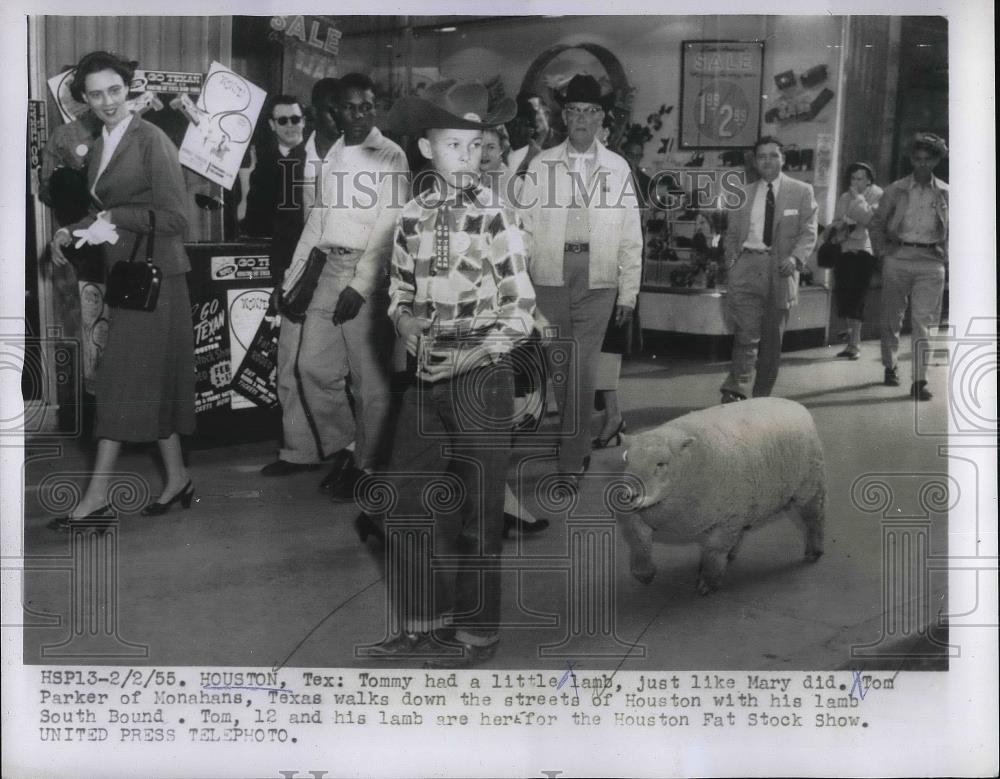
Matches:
[680,41,764,149]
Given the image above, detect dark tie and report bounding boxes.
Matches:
[763,182,775,247]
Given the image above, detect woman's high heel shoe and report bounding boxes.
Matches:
[355,513,386,544]
[141,481,195,517]
[502,513,550,540]
[593,419,626,449]
[47,505,116,533]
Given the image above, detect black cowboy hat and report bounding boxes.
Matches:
[554,74,615,111]
[387,79,516,133]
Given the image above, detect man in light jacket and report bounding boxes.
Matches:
[869,132,949,401]
[519,74,643,478]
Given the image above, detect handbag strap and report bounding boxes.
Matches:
[127,210,157,265]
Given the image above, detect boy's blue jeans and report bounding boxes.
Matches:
[386,360,514,646]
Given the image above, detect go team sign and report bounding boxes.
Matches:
[679,40,765,150]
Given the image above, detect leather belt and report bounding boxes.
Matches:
[898,241,937,248]
[741,247,771,255]
[564,242,589,253]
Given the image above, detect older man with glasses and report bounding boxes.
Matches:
[519,74,642,481]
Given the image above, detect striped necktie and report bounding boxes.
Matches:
[763,182,775,247]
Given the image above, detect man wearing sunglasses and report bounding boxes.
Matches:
[242,94,306,280]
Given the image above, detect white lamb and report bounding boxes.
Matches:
[616,397,826,594]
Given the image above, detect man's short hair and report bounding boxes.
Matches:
[335,73,375,101]
[269,94,302,118]
[311,77,340,106]
[753,135,784,154]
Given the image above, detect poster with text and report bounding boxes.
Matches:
[226,288,272,410]
[178,61,265,190]
[680,40,764,149]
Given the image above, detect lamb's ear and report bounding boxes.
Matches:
[619,433,630,448]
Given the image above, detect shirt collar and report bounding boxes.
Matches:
[102,114,134,142]
[563,138,600,165]
[332,126,387,155]
[759,172,783,197]
[903,173,941,191]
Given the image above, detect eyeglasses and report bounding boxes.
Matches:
[274,115,303,126]
[340,102,374,116]
[564,104,603,117]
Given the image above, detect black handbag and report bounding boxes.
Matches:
[816,223,847,269]
[278,246,327,322]
[105,211,161,311]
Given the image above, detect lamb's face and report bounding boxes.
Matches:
[622,430,695,509]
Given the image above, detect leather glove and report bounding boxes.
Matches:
[332,287,365,325]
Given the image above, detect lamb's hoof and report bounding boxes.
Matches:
[696,577,719,596]
[632,567,656,585]
[804,549,824,563]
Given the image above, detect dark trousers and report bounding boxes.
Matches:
[833,250,876,320]
[386,362,514,644]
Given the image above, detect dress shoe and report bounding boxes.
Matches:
[593,418,626,449]
[423,639,498,669]
[365,628,456,659]
[354,512,386,544]
[141,481,195,516]
[330,465,366,503]
[910,381,933,401]
[47,505,116,533]
[260,459,321,477]
[502,513,550,540]
[720,390,745,404]
[836,347,860,360]
[884,367,901,387]
[317,449,356,493]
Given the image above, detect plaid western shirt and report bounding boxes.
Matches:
[389,183,536,361]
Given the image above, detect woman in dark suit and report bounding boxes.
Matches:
[49,51,196,527]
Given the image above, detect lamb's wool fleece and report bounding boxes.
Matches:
[618,397,825,593]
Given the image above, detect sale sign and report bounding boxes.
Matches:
[679,41,764,149]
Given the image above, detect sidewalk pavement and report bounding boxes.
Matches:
[20,337,952,671]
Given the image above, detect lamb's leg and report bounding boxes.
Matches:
[697,526,742,595]
[791,483,825,563]
[619,514,656,584]
[727,527,749,562]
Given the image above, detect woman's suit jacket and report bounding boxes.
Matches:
[69,116,190,277]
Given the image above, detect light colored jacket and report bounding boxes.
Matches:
[869,174,948,261]
[723,173,818,309]
[288,127,409,298]
[518,140,643,308]
[833,184,883,254]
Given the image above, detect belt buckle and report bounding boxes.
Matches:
[565,242,587,254]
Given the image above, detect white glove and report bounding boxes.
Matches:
[72,211,120,249]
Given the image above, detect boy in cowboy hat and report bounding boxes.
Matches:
[363,80,536,668]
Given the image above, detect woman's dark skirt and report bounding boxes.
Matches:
[833,250,877,321]
[94,274,196,442]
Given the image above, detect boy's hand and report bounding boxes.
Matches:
[419,344,493,382]
[397,313,431,356]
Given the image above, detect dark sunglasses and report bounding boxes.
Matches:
[273,115,303,126]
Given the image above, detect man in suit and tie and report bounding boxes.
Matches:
[720,136,818,403]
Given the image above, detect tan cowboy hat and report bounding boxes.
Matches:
[387,79,516,133]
